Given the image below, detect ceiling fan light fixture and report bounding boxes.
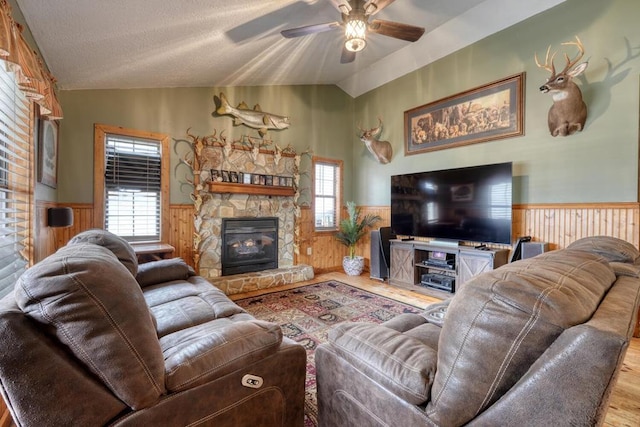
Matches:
[345,17,367,52]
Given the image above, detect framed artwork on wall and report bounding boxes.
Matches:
[404,73,524,155]
[37,118,59,188]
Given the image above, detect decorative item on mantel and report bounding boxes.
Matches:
[174,127,311,277]
[358,117,392,164]
[213,92,291,137]
[535,36,589,137]
[335,201,381,276]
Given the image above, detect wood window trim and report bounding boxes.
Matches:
[312,156,343,234]
[93,124,170,242]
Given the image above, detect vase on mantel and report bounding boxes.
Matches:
[342,255,365,276]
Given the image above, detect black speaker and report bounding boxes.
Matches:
[522,242,549,259]
[370,227,396,280]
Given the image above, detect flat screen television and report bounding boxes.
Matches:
[391,162,512,245]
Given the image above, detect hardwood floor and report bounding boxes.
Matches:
[231,272,640,427]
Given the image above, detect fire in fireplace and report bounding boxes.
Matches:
[221,217,278,276]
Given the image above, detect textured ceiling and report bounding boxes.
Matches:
[15,0,565,97]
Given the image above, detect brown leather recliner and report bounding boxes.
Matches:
[0,229,306,426]
[317,236,640,426]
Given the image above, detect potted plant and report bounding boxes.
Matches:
[335,201,381,276]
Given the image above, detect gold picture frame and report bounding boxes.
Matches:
[404,73,524,155]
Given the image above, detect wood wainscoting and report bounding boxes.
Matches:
[34,202,95,264]
[34,202,197,267]
[33,202,640,270]
[276,202,640,272]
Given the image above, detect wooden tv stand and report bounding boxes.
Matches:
[389,239,509,298]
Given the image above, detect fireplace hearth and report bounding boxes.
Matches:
[222,217,278,276]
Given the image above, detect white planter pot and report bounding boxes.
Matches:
[343,256,364,276]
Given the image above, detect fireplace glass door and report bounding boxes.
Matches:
[221,217,278,276]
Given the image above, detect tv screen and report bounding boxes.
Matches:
[391,162,512,245]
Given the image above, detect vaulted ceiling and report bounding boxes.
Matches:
[15,0,564,97]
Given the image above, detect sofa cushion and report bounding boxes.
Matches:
[567,235,639,263]
[67,229,138,276]
[15,243,165,410]
[142,275,216,307]
[150,288,248,337]
[161,319,283,392]
[136,257,193,288]
[328,322,437,405]
[427,249,616,426]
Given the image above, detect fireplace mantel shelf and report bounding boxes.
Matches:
[208,182,295,197]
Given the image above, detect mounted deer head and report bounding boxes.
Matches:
[358,117,392,164]
[535,36,589,137]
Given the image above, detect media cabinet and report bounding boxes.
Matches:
[389,240,509,297]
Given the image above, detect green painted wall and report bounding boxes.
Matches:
[57,0,639,207]
[58,85,354,204]
[352,0,640,205]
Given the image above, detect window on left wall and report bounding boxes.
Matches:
[0,65,30,298]
[94,124,169,243]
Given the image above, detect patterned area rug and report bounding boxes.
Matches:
[235,280,422,427]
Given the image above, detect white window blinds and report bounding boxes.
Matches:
[314,162,338,230]
[0,64,30,298]
[105,134,161,242]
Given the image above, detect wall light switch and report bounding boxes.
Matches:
[307,247,312,255]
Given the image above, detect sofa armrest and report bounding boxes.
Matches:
[161,319,283,392]
[469,324,627,427]
[136,258,193,288]
[328,322,437,405]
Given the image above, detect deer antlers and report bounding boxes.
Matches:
[534,36,588,137]
[535,36,585,77]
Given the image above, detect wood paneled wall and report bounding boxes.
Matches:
[34,202,95,264]
[167,204,195,267]
[0,404,11,427]
[34,202,640,270]
[512,203,640,250]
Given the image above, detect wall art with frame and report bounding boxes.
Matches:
[404,73,524,155]
[37,118,59,188]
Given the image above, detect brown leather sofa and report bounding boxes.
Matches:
[0,229,306,426]
[317,236,640,427]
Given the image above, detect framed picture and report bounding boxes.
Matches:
[252,174,261,185]
[230,171,238,183]
[37,118,59,188]
[221,170,230,182]
[243,173,252,184]
[404,73,524,155]
[210,169,220,182]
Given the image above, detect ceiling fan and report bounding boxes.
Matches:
[281,0,425,63]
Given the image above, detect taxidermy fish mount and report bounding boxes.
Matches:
[213,92,291,137]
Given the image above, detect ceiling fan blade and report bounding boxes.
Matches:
[369,19,425,42]
[281,21,342,38]
[327,0,352,15]
[364,0,396,16]
[340,46,356,64]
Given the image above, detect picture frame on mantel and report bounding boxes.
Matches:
[37,118,59,188]
[404,73,524,155]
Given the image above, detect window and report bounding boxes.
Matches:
[0,64,30,298]
[94,124,169,243]
[313,157,342,231]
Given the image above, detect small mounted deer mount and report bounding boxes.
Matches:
[358,117,392,164]
[535,36,589,137]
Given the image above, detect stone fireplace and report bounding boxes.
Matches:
[177,129,314,294]
[221,217,278,276]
